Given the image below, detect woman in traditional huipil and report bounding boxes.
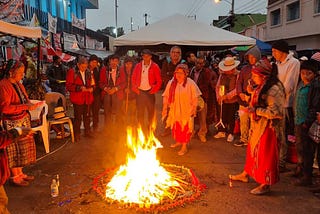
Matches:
[229,59,285,195]
[0,60,42,186]
[162,64,201,156]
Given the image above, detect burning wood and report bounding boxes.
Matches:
[92,127,206,212]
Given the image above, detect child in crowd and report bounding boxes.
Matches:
[293,60,318,178]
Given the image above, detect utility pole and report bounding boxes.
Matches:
[130,17,133,32]
[144,13,148,26]
[115,0,118,37]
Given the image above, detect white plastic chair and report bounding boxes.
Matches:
[29,100,50,153]
[45,92,75,143]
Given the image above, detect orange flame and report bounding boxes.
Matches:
[105,126,180,206]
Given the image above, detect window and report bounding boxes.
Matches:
[271,9,281,26]
[287,1,300,21]
[315,0,320,14]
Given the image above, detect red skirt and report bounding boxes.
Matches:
[244,126,280,185]
[172,122,192,144]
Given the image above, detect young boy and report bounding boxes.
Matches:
[294,59,319,186]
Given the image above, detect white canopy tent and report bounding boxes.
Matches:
[114,14,255,50]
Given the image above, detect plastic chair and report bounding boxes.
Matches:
[45,92,75,143]
[29,100,50,153]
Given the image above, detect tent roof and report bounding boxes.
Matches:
[0,20,41,39]
[115,14,255,47]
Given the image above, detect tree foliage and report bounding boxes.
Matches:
[97,26,124,38]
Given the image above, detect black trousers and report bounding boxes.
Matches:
[73,104,91,137]
[303,135,320,177]
[136,90,155,132]
[91,94,101,128]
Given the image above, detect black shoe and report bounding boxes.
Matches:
[279,166,290,173]
[75,135,80,142]
[293,176,313,186]
[292,165,303,178]
[84,132,94,138]
[233,140,246,147]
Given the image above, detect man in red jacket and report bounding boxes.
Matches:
[0,127,32,214]
[132,49,162,132]
[66,57,94,142]
[99,55,126,129]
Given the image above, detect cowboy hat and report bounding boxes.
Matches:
[218,57,240,72]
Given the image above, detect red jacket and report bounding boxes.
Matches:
[99,66,126,100]
[131,61,162,95]
[66,67,94,105]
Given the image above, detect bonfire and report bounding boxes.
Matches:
[93,126,206,212]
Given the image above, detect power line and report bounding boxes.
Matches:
[191,0,207,15]
[185,0,202,16]
[186,0,206,17]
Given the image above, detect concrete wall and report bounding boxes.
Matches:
[266,0,320,50]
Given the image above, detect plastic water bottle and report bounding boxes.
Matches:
[51,179,59,197]
[56,175,60,187]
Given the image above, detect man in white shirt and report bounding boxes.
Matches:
[131,49,162,132]
[272,40,300,172]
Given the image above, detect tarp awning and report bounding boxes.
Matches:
[85,49,114,59]
[114,14,255,47]
[0,20,41,39]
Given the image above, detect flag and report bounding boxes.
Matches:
[0,0,24,23]
[72,14,86,30]
[48,13,57,34]
[29,13,40,27]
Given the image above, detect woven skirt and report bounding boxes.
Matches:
[3,112,36,168]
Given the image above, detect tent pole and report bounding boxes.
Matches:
[37,38,40,79]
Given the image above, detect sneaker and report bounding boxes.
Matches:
[233,140,245,147]
[227,134,234,143]
[214,132,226,139]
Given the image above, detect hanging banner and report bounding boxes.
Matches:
[0,0,24,23]
[86,36,95,49]
[72,14,86,30]
[63,32,78,51]
[48,13,57,34]
[53,33,62,51]
[76,34,85,48]
[95,41,104,50]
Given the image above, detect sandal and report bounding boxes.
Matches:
[170,143,180,148]
[229,174,249,183]
[250,184,271,195]
[178,149,187,156]
[21,174,35,182]
[9,176,29,187]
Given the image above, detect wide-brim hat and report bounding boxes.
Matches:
[218,57,240,72]
[53,106,66,119]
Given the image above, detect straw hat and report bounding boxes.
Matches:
[218,57,240,72]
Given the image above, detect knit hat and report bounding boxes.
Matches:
[245,45,261,61]
[218,57,240,72]
[272,40,289,54]
[252,58,273,77]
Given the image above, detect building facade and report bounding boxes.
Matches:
[266,0,320,50]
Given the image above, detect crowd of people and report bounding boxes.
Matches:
[1,39,320,212]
